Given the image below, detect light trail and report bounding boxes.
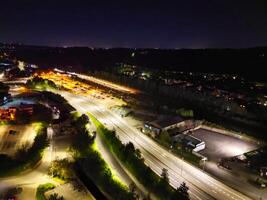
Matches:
[59,91,252,200]
[53,68,139,94]
[76,73,139,94]
[8,75,254,200]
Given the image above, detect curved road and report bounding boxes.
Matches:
[0,145,57,199]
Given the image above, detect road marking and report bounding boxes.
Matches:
[60,90,253,200]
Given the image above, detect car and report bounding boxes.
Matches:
[6,196,18,200]
[9,130,17,135]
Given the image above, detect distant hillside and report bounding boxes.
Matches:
[1,43,267,81]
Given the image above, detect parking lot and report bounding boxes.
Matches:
[191,128,259,161]
[0,124,36,155]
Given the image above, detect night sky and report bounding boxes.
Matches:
[1,0,267,48]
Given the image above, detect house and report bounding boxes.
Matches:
[144,116,186,136]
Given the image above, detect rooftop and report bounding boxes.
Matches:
[185,135,203,146]
[148,115,184,129]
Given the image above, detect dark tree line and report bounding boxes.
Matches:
[96,118,190,200]
[5,44,267,81]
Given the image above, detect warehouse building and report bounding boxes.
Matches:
[144,116,186,136]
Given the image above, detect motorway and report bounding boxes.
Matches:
[58,91,252,200]
[2,76,253,200]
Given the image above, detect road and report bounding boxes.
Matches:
[59,91,253,200]
[0,127,96,200]
[0,77,29,84]
[2,77,255,200]
[71,72,139,94]
[0,83,95,199]
[1,79,133,198]
[0,79,142,199]
[0,143,57,199]
[95,130,149,199]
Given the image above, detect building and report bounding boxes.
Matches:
[0,104,33,121]
[173,133,206,152]
[184,135,205,152]
[19,103,34,115]
[144,116,186,136]
[167,126,194,137]
[0,107,16,121]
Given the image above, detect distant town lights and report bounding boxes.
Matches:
[18,61,25,71]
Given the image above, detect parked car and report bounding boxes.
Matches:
[9,130,17,135]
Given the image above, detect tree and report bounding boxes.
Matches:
[143,193,152,200]
[48,193,64,200]
[176,108,194,118]
[49,158,74,180]
[175,182,189,200]
[125,142,135,155]
[159,132,171,145]
[129,182,139,199]
[14,142,31,161]
[135,149,142,159]
[72,179,84,192]
[0,82,9,94]
[160,168,169,183]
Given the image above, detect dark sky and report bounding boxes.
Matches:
[1,0,267,48]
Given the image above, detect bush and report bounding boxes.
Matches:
[26,77,58,90]
[36,183,56,200]
[176,108,194,118]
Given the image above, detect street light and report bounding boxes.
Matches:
[181,157,184,177]
[202,159,206,171]
[48,124,54,177]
